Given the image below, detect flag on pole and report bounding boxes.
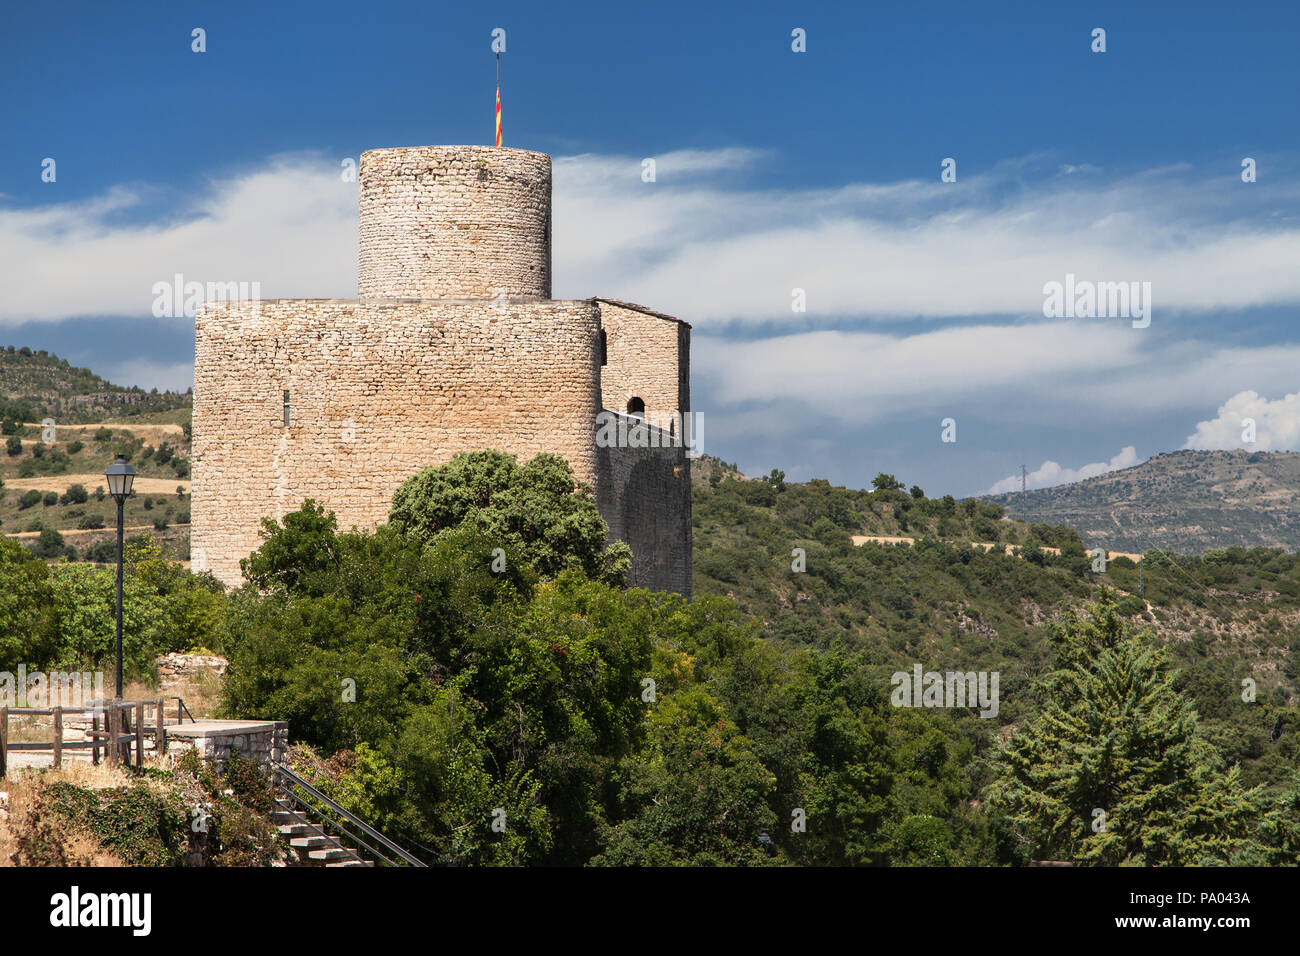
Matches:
[495,53,502,146]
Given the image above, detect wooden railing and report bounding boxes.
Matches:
[0,698,167,775]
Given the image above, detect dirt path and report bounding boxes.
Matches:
[22,422,187,444]
[4,523,189,540]
[3,474,190,495]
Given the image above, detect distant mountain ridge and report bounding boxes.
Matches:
[985,449,1300,555]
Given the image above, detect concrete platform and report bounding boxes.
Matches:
[164,720,281,739]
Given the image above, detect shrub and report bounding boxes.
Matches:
[1114,594,1147,616]
[43,491,58,507]
[77,514,105,530]
[5,436,21,456]
[143,497,154,510]
[94,428,113,442]
[66,439,84,455]
[388,450,630,587]
[61,483,88,505]
[85,540,117,563]
[30,527,66,560]
[18,489,42,510]
[42,782,189,867]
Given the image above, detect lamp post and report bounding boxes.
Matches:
[104,454,136,700]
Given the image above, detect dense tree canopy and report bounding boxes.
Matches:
[389,450,631,587]
[7,448,1299,867]
[991,591,1263,865]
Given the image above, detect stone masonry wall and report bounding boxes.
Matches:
[359,146,551,300]
[165,722,289,771]
[591,300,692,594]
[596,299,690,427]
[192,297,602,585]
[596,436,692,597]
[193,144,692,597]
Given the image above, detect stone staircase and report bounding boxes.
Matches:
[272,797,373,867]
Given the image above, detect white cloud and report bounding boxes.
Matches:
[695,322,1144,423]
[6,148,1300,330]
[0,154,357,323]
[1183,389,1300,451]
[986,446,1142,494]
[552,151,1300,325]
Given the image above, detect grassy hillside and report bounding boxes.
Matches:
[985,449,1300,554]
[691,456,1300,790]
[0,342,193,558]
[0,423,192,562]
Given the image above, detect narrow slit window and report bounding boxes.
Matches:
[599,329,608,366]
[283,390,290,426]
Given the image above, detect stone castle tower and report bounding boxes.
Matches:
[191,145,691,595]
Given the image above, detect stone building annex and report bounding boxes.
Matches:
[191,145,692,595]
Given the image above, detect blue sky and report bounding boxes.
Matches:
[2,0,1299,496]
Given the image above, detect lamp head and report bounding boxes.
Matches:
[105,454,136,501]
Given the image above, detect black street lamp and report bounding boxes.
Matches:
[104,454,136,699]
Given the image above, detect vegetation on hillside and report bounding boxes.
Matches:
[0,345,190,425]
[691,456,1300,798]
[0,423,191,555]
[3,448,1298,865]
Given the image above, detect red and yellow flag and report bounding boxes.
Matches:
[495,84,502,146]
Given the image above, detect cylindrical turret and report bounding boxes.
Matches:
[358,145,551,300]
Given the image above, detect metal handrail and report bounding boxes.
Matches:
[279,798,404,868]
[271,763,427,867]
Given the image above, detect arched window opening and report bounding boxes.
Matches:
[627,396,645,419]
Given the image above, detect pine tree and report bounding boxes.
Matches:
[991,590,1260,865]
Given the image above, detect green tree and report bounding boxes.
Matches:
[594,684,778,866]
[785,648,896,865]
[61,483,88,505]
[0,537,59,669]
[390,450,630,586]
[991,590,1261,865]
[48,564,172,675]
[30,527,67,560]
[872,473,904,492]
[240,499,342,595]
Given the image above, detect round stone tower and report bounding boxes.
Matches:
[358,145,552,300]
